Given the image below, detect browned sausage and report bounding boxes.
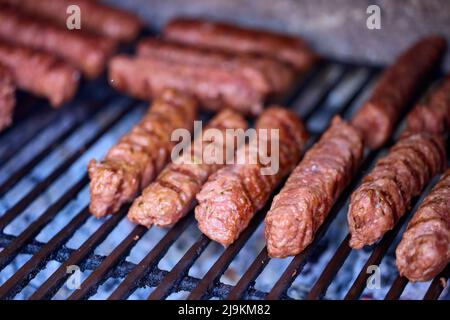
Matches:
[1,0,142,41]
[406,75,450,135]
[348,132,446,249]
[127,109,248,227]
[137,38,296,95]
[0,4,117,78]
[265,116,364,258]
[396,169,450,282]
[108,54,269,115]
[88,89,198,218]
[0,41,80,107]
[351,36,446,149]
[163,18,318,71]
[195,107,308,246]
[0,63,15,131]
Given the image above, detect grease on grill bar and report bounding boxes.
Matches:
[0,59,448,300]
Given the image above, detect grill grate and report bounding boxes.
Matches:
[0,57,448,300]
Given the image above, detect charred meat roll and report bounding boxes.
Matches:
[351,36,446,149]
[128,109,248,227]
[88,89,198,218]
[348,132,446,249]
[0,63,15,131]
[265,116,364,258]
[195,107,308,246]
[1,0,142,41]
[0,41,80,107]
[163,18,318,71]
[137,38,296,95]
[396,169,450,282]
[0,5,117,78]
[406,75,450,135]
[109,54,269,115]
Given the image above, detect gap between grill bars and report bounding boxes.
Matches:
[0,59,448,300]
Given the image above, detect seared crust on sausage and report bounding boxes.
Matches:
[137,38,296,95]
[0,4,117,78]
[265,116,364,258]
[0,63,15,131]
[396,169,450,282]
[348,132,446,249]
[195,107,308,246]
[351,36,446,149]
[0,41,80,107]
[163,18,318,71]
[406,75,450,135]
[127,109,248,227]
[88,89,198,218]
[1,0,142,41]
[109,54,268,115]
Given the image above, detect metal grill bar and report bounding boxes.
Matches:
[423,266,450,300]
[343,213,414,300]
[67,225,148,300]
[108,215,194,300]
[147,235,211,300]
[0,231,269,300]
[0,207,91,299]
[186,209,267,300]
[0,88,110,197]
[0,100,54,165]
[384,276,408,300]
[0,176,88,271]
[29,209,127,300]
[0,98,135,231]
[0,77,104,165]
[226,248,270,300]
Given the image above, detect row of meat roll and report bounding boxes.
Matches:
[91,18,449,283]
[108,18,317,115]
[265,36,450,280]
[128,109,249,227]
[0,0,141,131]
[92,102,308,241]
[88,89,198,218]
[349,70,450,281]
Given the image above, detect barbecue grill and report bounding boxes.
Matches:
[0,52,448,300]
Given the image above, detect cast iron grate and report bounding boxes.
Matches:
[0,54,448,300]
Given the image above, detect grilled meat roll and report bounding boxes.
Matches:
[0,41,80,107]
[348,132,446,249]
[351,36,446,149]
[396,169,450,282]
[128,109,248,227]
[1,0,141,41]
[163,18,317,71]
[0,5,117,78]
[0,63,15,131]
[406,75,450,135]
[88,89,198,218]
[195,107,308,246]
[265,116,364,258]
[137,38,296,95]
[109,54,269,115]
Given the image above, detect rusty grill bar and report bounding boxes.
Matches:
[0,58,448,300]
